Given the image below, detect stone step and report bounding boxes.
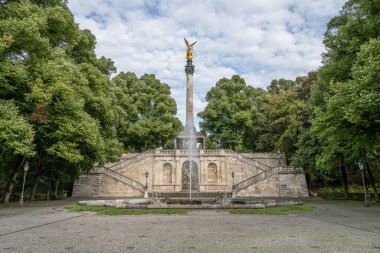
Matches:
[148,192,229,198]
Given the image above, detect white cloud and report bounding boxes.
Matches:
[68,0,346,129]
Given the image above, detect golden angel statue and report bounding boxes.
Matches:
[184,37,197,60]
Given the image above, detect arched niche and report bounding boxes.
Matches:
[181,160,198,191]
[207,163,218,183]
[162,163,172,184]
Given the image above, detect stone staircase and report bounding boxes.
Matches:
[98,149,278,196]
[106,149,272,174]
[94,167,146,194]
[149,192,225,198]
[232,166,298,194]
[107,150,156,171]
[225,150,272,172]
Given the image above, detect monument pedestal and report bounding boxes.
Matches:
[175,128,206,150]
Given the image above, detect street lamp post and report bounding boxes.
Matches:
[231,172,235,189]
[19,161,29,207]
[358,161,370,207]
[145,171,149,189]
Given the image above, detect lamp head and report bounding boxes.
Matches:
[358,161,365,171]
[24,161,29,172]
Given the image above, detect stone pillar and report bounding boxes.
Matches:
[175,156,181,192]
[185,60,195,128]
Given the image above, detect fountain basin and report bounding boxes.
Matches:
[77,199,303,209]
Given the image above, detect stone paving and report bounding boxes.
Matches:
[0,199,379,253]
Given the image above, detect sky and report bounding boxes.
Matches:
[67,0,346,129]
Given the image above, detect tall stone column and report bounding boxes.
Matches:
[185,59,195,129]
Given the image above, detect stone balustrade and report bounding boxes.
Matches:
[95,167,146,193]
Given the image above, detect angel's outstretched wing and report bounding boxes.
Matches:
[191,41,197,46]
[184,37,189,47]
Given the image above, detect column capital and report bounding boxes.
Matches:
[185,60,194,75]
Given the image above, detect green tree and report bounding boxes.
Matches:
[0,100,34,157]
[291,129,324,186]
[311,0,380,198]
[0,100,35,202]
[261,90,309,161]
[199,75,266,151]
[267,78,296,94]
[113,72,181,151]
[0,0,123,202]
[312,39,380,200]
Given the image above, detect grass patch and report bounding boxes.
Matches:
[229,204,316,215]
[64,204,188,215]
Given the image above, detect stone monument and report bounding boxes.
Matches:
[184,38,195,130]
[175,38,205,150]
[72,39,308,199]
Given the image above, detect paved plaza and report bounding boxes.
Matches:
[0,199,379,253]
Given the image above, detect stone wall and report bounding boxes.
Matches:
[279,173,308,197]
[72,173,101,197]
[72,173,143,198]
[100,175,142,197]
[236,174,279,197]
[73,150,308,198]
[241,153,287,167]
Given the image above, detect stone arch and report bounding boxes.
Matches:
[162,163,172,184]
[207,163,218,183]
[182,160,198,191]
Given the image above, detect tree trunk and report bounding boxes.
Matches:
[366,164,379,202]
[341,167,349,199]
[337,157,349,199]
[46,174,52,200]
[1,156,26,204]
[30,178,39,202]
[54,179,59,197]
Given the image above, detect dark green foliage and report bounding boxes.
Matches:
[113,72,182,151]
[199,75,266,152]
[308,0,380,196]
[0,0,180,202]
[199,73,315,161]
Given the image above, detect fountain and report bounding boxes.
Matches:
[214,192,232,206]
[73,38,309,204]
[183,38,198,203]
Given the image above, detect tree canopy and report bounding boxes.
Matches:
[198,75,266,152]
[200,0,380,196]
[113,72,182,151]
[0,0,181,202]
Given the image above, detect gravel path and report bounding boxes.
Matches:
[0,199,379,253]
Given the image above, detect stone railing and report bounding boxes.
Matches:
[224,151,272,172]
[232,167,279,194]
[278,166,303,173]
[224,149,237,155]
[95,167,146,193]
[106,148,276,173]
[107,150,155,171]
[232,166,301,194]
[203,150,274,172]
[203,150,222,155]
[158,150,175,155]
[180,150,199,155]
[239,155,271,172]
[107,149,179,171]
